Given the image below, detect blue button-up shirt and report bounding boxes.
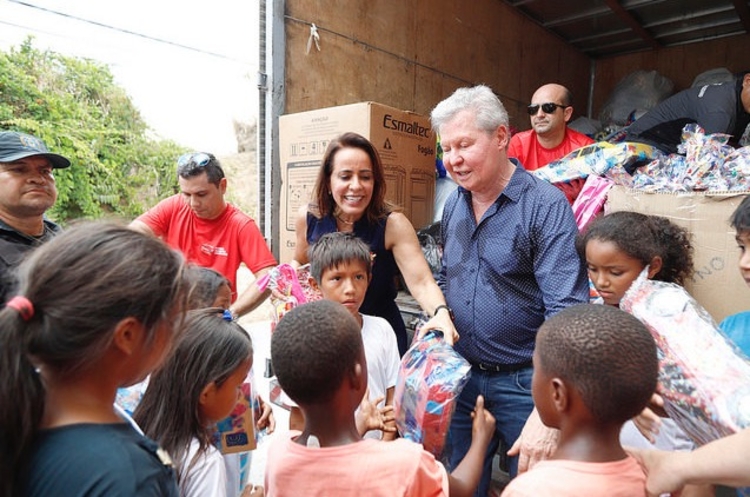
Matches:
[439,164,588,365]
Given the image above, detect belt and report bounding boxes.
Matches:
[472,360,533,373]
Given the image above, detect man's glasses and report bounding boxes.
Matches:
[527,103,568,115]
[177,152,213,169]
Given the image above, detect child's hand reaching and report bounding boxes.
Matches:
[355,389,396,437]
[241,484,264,497]
[471,395,495,445]
[256,396,276,434]
[447,395,497,497]
[633,393,666,444]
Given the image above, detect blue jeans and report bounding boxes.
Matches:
[448,366,534,497]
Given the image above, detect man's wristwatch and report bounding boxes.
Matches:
[433,304,455,321]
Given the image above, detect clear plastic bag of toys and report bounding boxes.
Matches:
[394,329,471,459]
[256,263,321,328]
[620,270,750,446]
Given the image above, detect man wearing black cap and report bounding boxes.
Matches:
[0,130,71,303]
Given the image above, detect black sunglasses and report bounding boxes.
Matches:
[527,102,568,115]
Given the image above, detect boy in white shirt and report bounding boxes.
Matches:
[297,231,401,440]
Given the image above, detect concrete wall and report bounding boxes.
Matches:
[283,0,591,131]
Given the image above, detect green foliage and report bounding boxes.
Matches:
[0,38,187,223]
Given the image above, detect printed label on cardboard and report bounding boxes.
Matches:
[285,161,319,231]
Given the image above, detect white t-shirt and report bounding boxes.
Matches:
[180,438,227,497]
[360,314,400,440]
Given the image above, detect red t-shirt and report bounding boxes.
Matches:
[508,127,595,171]
[136,195,276,296]
[508,128,595,204]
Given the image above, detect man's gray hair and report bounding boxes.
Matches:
[430,84,509,134]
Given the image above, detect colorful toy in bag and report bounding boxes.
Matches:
[533,141,663,185]
[394,330,471,459]
[723,147,750,192]
[570,175,614,232]
[213,368,261,454]
[258,263,321,407]
[620,270,750,446]
[115,377,149,416]
[678,123,733,191]
[626,124,750,192]
[256,263,322,330]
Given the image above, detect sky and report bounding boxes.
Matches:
[0,0,259,155]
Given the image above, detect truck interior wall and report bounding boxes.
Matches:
[591,34,750,118]
[284,0,590,132]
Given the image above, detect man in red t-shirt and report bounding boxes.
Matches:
[131,152,276,319]
[508,84,594,203]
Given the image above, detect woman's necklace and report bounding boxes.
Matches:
[335,212,356,228]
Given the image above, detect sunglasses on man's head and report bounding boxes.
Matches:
[527,103,568,115]
[177,152,213,169]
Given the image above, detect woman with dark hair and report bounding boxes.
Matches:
[293,132,456,355]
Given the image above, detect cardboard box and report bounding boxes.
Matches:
[606,186,749,323]
[279,102,436,263]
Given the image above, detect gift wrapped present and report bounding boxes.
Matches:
[394,330,471,459]
[620,270,750,446]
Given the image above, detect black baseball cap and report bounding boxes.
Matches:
[0,131,71,169]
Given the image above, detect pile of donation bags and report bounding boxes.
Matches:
[534,123,750,194]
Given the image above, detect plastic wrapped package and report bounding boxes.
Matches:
[691,67,734,88]
[417,222,442,278]
[257,264,321,410]
[571,175,614,231]
[256,263,321,328]
[678,124,733,191]
[268,376,297,411]
[620,271,750,446]
[533,141,663,184]
[723,147,750,191]
[115,377,149,416]
[598,70,674,127]
[625,124,750,192]
[394,330,471,459]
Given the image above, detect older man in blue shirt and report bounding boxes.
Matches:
[431,85,588,494]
